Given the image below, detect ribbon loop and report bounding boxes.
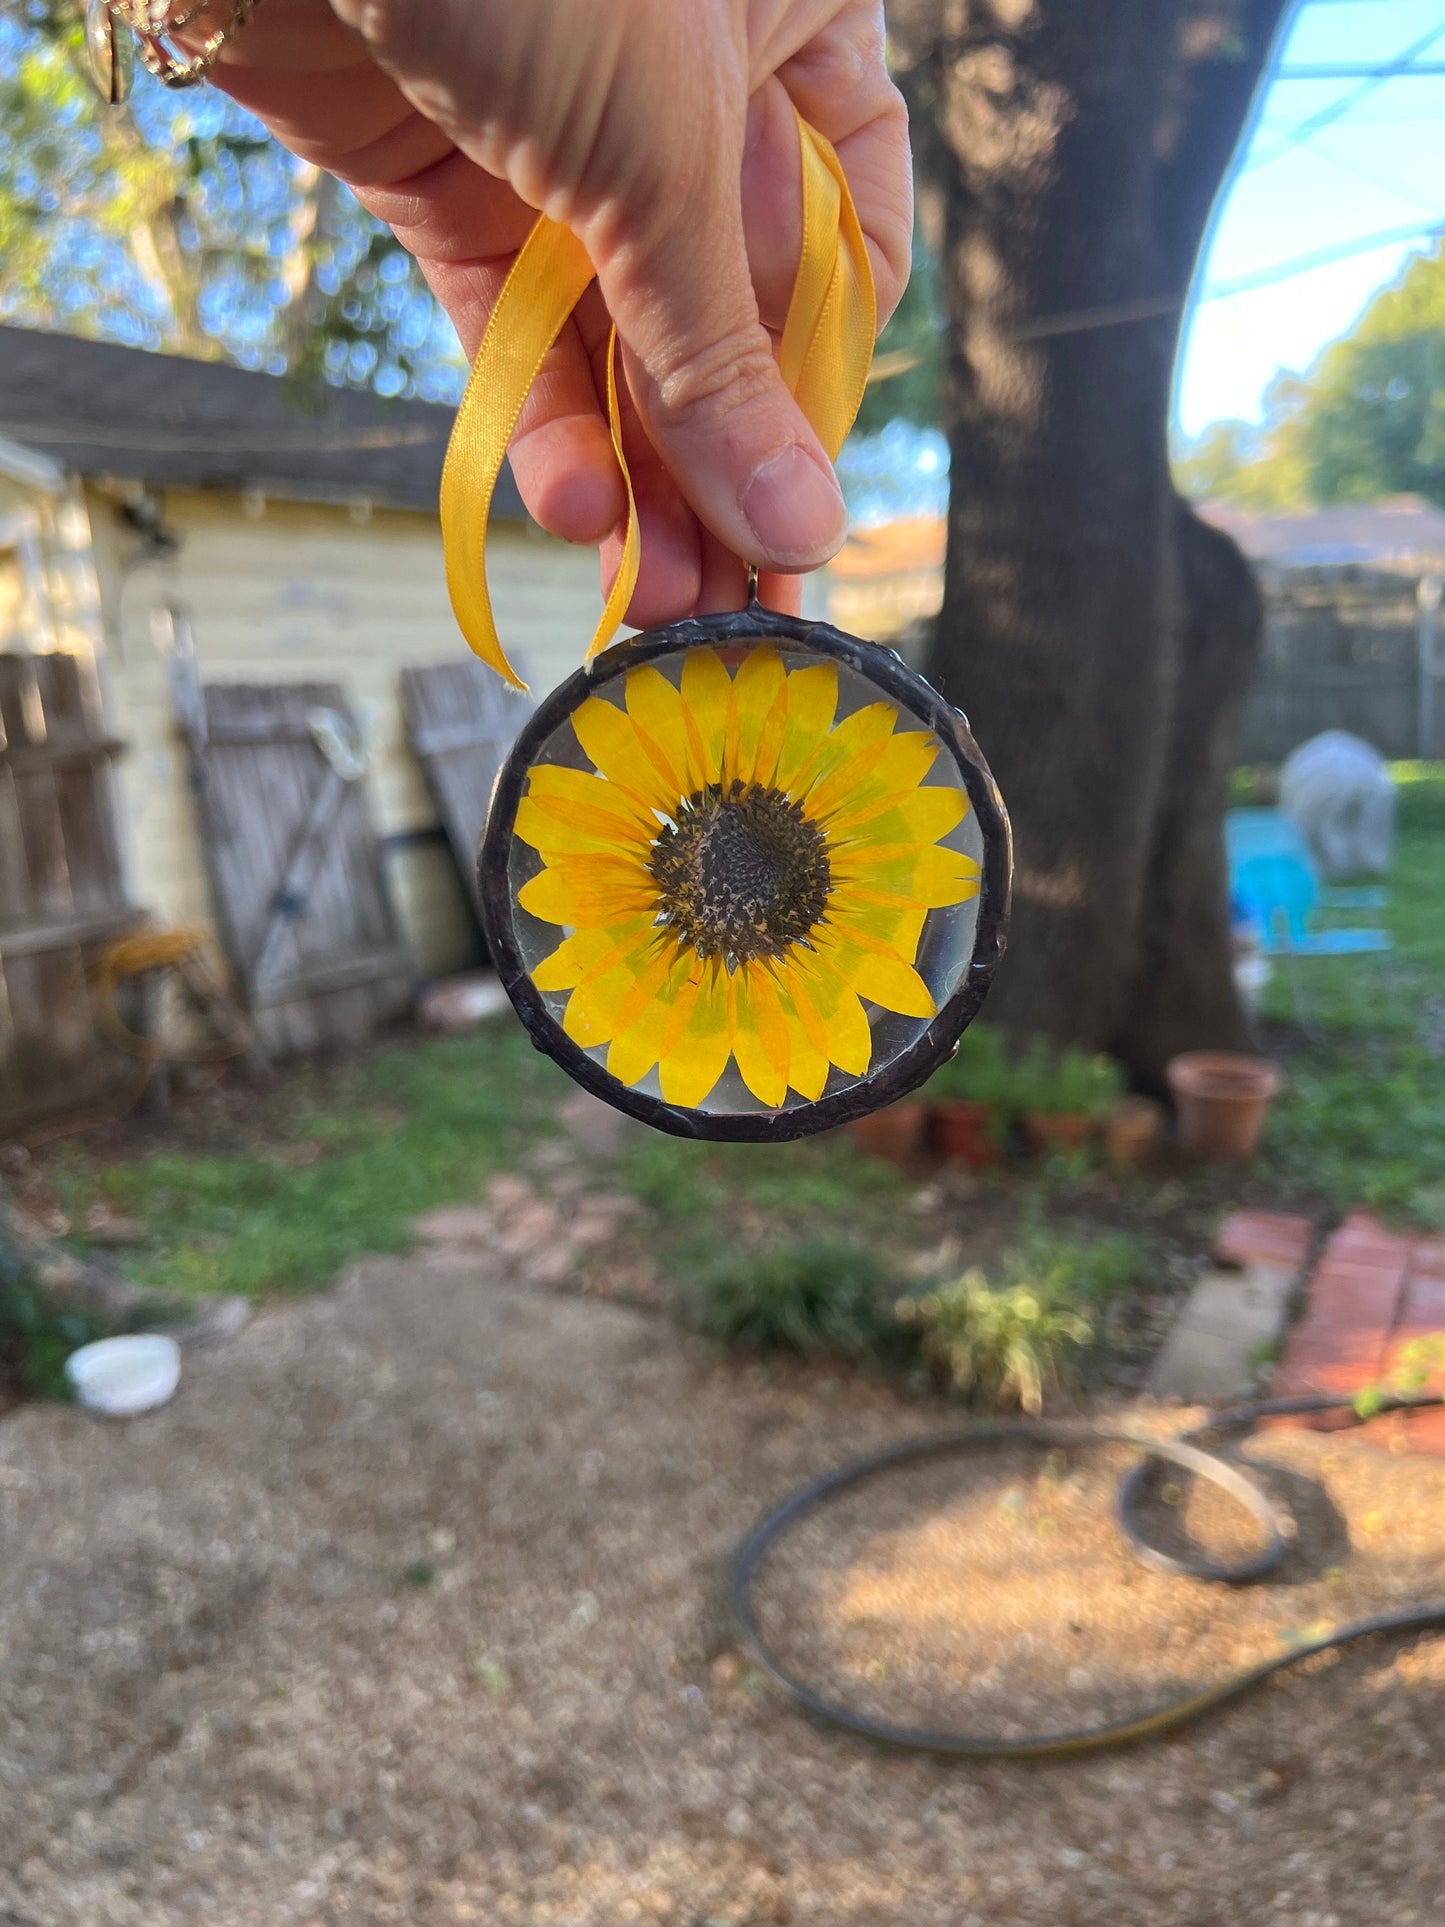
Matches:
[440,109,875,693]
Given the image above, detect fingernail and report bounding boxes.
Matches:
[741,445,848,567]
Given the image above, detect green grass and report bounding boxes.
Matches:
[1260,764,1445,1224]
[619,1128,904,1233]
[49,1028,565,1300]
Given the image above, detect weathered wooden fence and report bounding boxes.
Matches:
[1239,567,1442,763]
[0,651,139,1133]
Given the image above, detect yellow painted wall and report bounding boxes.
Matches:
[86,485,605,978]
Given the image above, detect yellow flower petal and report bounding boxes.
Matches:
[575,938,686,1061]
[731,647,786,784]
[607,1020,661,1088]
[515,794,654,858]
[656,963,703,1059]
[748,679,791,791]
[828,899,928,966]
[597,944,675,1045]
[532,915,663,994]
[563,962,643,1048]
[518,856,656,928]
[803,717,922,824]
[775,663,839,790]
[835,844,982,908]
[815,731,942,832]
[532,927,623,992]
[784,967,834,1061]
[794,952,873,1078]
[794,701,898,801]
[779,987,830,1101]
[624,666,698,794]
[847,948,937,1020]
[659,966,732,1108]
[730,967,789,1108]
[680,648,731,787]
[571,695,680,815]
[525,764,657,833]
[837,786,968,850]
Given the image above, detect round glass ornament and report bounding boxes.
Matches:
[479,602,1011,1142]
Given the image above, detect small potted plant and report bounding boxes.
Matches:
[926,1025,1010,1167]
[1104,1093,1165,1169]
[848,1096,930,1164]
[1017,1039,1123,1157]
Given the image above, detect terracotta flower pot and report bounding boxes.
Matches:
[849,1099,928,1165]
[1024,1112,1096,1158]
[1166,1051,1281,1162]
[1105,1095,1164,1169]
[931,1098,1001,1168]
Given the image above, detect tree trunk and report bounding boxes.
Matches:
[892,0,1290,1082]
[279,168,346,370]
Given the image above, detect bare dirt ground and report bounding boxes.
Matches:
[2,1227,1443,1927]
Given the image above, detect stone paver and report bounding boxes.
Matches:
[1147,1211,1312,1404]
[410,1205,498,1245]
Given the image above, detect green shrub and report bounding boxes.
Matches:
[1008,1226,1145,1305]
[0,1204,105,1402]
[682,1237,891,1358]
[926,1024,1014,1107]
[897,1268,1092,1415]
[1012,1039,1124,1120]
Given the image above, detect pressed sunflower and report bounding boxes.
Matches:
[512,644,982,1111]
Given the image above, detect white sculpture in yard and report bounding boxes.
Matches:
[1280,730,1395,879]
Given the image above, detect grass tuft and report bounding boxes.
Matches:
[681,1238,893,1359]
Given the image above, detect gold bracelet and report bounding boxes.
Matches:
[85,0,261,104]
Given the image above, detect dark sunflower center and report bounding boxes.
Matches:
[649,780,831,963]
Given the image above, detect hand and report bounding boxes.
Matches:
[190,0,911,623]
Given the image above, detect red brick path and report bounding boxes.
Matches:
[1267,1210,1445,1453]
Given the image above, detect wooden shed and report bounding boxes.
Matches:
[0,324,603,1130]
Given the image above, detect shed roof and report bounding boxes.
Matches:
[0,324,526,520]
[1200,495,1445,573]
[830,515,946,581]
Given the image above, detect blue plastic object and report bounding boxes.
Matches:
[1225,810,1388,916]
[1232,852,1391,959]
[1225,808,1309,864]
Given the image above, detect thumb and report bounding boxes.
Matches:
[588,171,849,573]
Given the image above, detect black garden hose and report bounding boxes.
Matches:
[730,1392,1445,1759]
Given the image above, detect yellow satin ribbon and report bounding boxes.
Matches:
[440,111,876,693]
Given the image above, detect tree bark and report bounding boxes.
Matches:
[891,0,1290,1081]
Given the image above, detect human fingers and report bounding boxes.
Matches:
[414,256,623,546]
[596,358,705,629]
[752,0,913,321]
[693,541,803,618]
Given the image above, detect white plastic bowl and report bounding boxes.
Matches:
[65,1334,181,1417]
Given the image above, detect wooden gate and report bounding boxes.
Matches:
[183,681,412,1056]
[401,659,533,917]
[0,651,139,1132]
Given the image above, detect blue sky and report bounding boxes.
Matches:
[1175,0,1445,436]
